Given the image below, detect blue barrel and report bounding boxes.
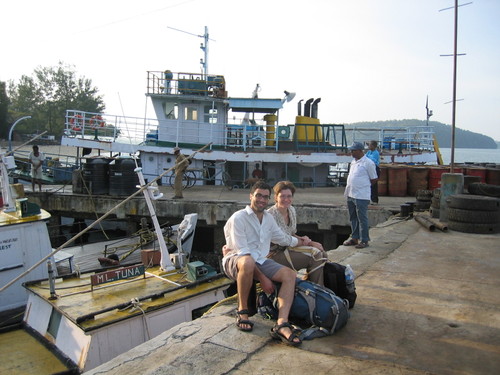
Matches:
[109,157,140,196]
[83,157,111,195]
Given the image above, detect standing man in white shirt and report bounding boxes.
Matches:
[222,181,311,346]
[343,142,378,249]
[28,145,45,192]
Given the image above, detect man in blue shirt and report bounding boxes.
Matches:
[365,140,380,204]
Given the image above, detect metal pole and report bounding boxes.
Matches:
[8,115,32,152]
[204,26,209,76]
[450,0,458,173]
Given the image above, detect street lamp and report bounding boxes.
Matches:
[8,115,32,152]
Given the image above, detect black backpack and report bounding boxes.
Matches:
[323,261,357,308]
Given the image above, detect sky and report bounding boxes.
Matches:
[1,0,499,141]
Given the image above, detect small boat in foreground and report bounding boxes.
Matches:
[0,150,233,374]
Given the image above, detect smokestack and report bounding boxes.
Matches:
[297,99,303,116]
[304,98,314,117]
[311,98,321,119]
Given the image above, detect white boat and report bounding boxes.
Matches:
[0,150,54,317]
[20,214,231,373]
[60,30,437,189]
[60,89,437,189]
[0,151,233,374]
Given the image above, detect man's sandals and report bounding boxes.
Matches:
[343,238,358,246]
[236,310,254,332]
[270,322,302,346]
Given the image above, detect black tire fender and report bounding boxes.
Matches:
[446,194,500,211]
[448,220,500,234]
[447,207,500,224]
[467,183,500,198]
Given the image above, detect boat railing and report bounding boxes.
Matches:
[65,110,159,145]
[146,71,227,98]
[349,126,435,152]
[291,123,348,152]
[12,149,80,184]
[65,110,350,154]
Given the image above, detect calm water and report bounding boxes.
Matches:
[439,148,500,165]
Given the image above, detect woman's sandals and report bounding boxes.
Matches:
[236,310,254,332]
[270,322,302,346]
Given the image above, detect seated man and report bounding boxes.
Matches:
[222,181,312,346]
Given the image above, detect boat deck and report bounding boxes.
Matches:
[26,263,232,331]
[0,328,74,375]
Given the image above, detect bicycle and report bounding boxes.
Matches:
[169,161,233,190]
[168,169,197,190]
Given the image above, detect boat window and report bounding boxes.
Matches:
[47,308,62,339]
[184,106,198,121]
[204,105,218,124]
[164,102,178,119]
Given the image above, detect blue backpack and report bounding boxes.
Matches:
[258,279,350,340]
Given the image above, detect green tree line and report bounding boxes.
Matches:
[0,62,105,140]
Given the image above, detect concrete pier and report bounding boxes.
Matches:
[83,215,500,375]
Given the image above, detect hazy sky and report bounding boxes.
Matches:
[2,0,499,141]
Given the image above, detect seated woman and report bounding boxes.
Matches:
[267,181,327,285]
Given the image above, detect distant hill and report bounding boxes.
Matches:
[347,119,498,149]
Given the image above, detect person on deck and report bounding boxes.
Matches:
[222,181,312,346]
[29,145,45,192]
[343,142,378,249]
[267,180,327,285]
[244,163,264,186]
[365,140,381,204]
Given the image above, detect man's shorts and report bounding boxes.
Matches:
[222,251,284,281]
[32,167,43,179]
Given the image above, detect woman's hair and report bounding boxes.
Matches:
[273,180,296,197]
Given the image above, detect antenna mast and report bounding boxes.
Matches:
[201,26,209,77]
[167,26,211,77]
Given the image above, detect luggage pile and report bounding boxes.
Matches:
[258,261,357,340]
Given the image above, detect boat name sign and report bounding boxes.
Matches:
[91,264,145,288]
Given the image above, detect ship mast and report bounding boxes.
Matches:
[167,26,211,77]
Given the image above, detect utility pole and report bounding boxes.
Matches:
[440,1,471,172]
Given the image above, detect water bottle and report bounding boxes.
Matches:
[345,264,356,293]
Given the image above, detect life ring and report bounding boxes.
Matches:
[90,115,105,128]
[70,114,83,132]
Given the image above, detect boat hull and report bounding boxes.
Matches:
[0,214,52,314]
[23,267,232,372]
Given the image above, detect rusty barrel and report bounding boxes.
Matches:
[465,167,486,183]
[388,166,408,197]
[378,165,388,196]
[428,166,448,190]
[486,168,500,185]
[407,167,429,196]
